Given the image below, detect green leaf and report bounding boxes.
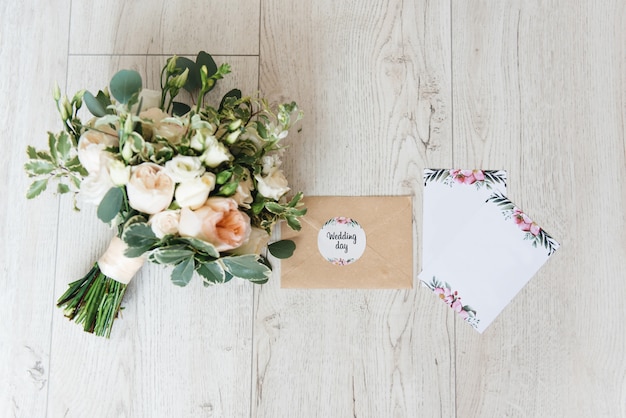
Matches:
[109,70,142,104]
[286,215,302,231]
[264,202,285,214]
[217,181,238,196]
[48,132,58,163]
[172,101,191,116]
[57,183,70,194]
[24,160,55,175]
[176,57,200,92]
[97,187,124,223]
[180,237,219,258]
[122,222,158,248]
[149,246,194,265]
[222,255,271,283]
[27,146,38,159]
[171,257,195,286]
[196,261,226,285]
[26,179,48,199]
[219,88,242,112]
[196,51,218,79]
[56,132,71,163]
[268,240,296,259]
[215,170,232,185]
[83,90,107,117]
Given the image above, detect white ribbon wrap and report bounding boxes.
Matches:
[98,237,146,284]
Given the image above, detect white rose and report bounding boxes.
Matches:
[149,209,181,238]
[231,169,253,209]
[190,129,216,152]
[165,155,205,183]
[232,227,270,255]
[255,168,290,200]
[200,136,232,168]
[108,158,131,186]
[175,173,216,209]
[261,153,282,175]
[80,171,115,206]
[126,162,175,214]
[139,107,186,144]
[77,128,119,174]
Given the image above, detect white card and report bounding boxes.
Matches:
[418,191,559,333]
[422,169,507,266]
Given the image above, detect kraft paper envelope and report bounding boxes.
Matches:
[280,196,413,288]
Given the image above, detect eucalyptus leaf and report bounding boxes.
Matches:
[196,51,218,80]
[172,101,191,116]
[175,57,200,92]
[268,240,296,259]
[26,179,48,199]
[171,257,195,287]
[222,255,270,282]
[83,91,107,117]
[97,187,124,223]
[109,70,142,104]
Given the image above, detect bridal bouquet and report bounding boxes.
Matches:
[24,52,306,337]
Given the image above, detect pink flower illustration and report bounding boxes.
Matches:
[451,299,463,313]
[458,310,470,320]
[449,169,485,185]
[513,208,541,236]
[335,217,351,224]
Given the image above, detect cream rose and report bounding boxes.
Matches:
[178,197,251,252]
[138,89,162,110]
[80,172,115,206]
[255,168,290,200]
[126,162,175,214]
[232,227,270,255]
[231,169,253,209]
[139,107,186,144]
[174,173,216,209]
[149,209,181,238]
[164,155,205,183]
[199,135,232,168]
[77,127,119,174]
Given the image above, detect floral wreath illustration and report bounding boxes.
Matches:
[422,276,479,328]
[423,168,507,190]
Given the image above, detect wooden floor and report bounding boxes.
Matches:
[2,1,625,417]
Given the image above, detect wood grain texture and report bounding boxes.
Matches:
[0,0,70,416]
[452,1,626,417]
[2,0,625,417]
[45,55,258,418]
[256,0,456,417]
[69,0,260,55]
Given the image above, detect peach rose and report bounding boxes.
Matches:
[139,107,186,144]
[149,209,181,238]
[126,162,175,214]
[232,227,270,255]
[178,197,251,252]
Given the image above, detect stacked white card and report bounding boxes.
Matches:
[419,169,559,333]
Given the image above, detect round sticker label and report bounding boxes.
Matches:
[317,217,366,266]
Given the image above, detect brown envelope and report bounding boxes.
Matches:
[280,196,413,288]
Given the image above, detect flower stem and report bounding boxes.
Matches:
[56,263,128,338]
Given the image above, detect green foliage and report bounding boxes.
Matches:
[109,70,142,104]
[97,187,124,223]
[222,255,271,283]
[171,257,195,286]
[268,240,296,259]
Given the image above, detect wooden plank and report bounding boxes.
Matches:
[452,1,626,416]
[256,1,455,416]
[46,55,259,417]
[0,0,70,416]
[68,0,260,56]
